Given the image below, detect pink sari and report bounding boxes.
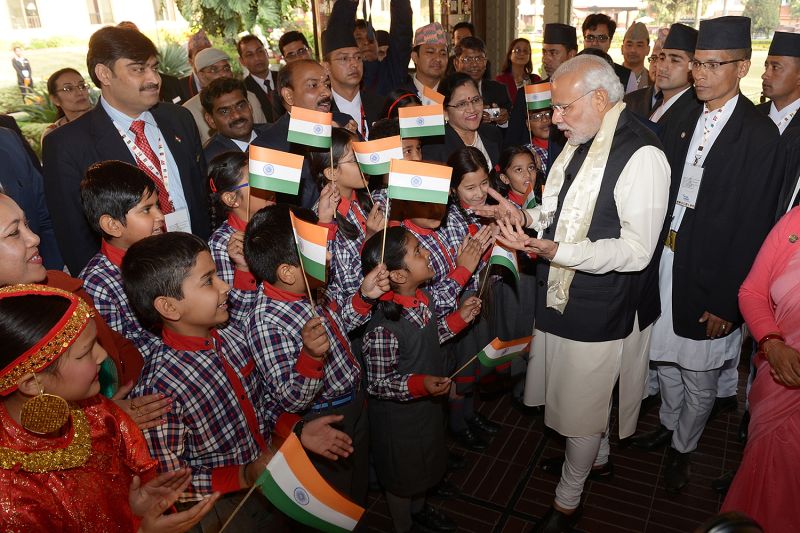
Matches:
[722,247,800,532]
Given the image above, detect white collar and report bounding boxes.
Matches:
[230,130,257,151]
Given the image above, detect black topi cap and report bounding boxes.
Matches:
[322,27,359,56]
[544,23,578,50]
[768,31,800,57]
[663,23,698,52]
[696,16,751,50]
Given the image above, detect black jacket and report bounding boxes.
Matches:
[624,86,656,120]
[421,123,502,167]
[41,102,210,274]
[756,100,800,132]
[0,113,40,171]
[776,127,800,217]
[203,123,271,164]
[480,79,512,112]
[244,73,280,123]
[330,88,384,137]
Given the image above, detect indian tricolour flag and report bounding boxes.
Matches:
[289,211,328,282]
[523,182,537,209]
[288,107,332,148]
[422,85,445,106]
[488,242,519,280]
[257,433,364,532]
[398,104,445,138]
[477,336,533,367]
[352,136,403,175]
[388,159,451,204]
[525,83,551,111]
[249,146,304,195]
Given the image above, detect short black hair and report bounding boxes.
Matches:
[87,26,158,86]
[80,160,157,239]
[453,21,475,36]
[582,13,617,39]
[200,77,248,114]
[208,151,248,228]
[361,227,409,321]
[236,34,264,57]
[0,293,72,369]
[369,117,400,139]
[440,72,478,107]
[454,36,486,57]
[380,89,422,119]
[122,232,209,329]
[244,204,318,283]
[279,31,310,56]
[355,19,369,31]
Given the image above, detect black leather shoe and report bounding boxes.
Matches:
[511,395,544,416]
[664,448,691,493]
[411,504,457,532]
[451,428,488,452]
[709,395,738,421]
[532,505,582,533]
[711,470,735,494]
[738,410,750,443]
[428,479,461,499]
[639,393,660,416]
[446,451,466,472]
[540,456,614,481]
[630,425,673,451]
[467,412,500,435]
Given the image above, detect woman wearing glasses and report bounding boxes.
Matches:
[422,73,503,167]
[495,38,541,102]
[42,68,94,141]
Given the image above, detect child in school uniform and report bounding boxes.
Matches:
[78,160,164,360]
[360,227,482,533]
[123,232,355,531]
[367,118,422,189]
[243,204,390,505]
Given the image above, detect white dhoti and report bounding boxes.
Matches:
[523,315,651,439]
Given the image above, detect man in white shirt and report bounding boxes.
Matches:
[758,31,800,135]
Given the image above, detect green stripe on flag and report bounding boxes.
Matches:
[249,173,300,195]
[527,100,551,111]
[357,161,390,175]
[477,347,526,368]
[288,130,332,148]
[387,185,449,204]
[258,472,351,533]
[301,256,327,282]
[400,125,445,138]
[489,255,519,280]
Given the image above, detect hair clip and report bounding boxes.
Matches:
[208,178,217,193]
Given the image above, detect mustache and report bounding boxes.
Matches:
[140,82,160,91]
[317,97,331,107]
[230,118,248,128]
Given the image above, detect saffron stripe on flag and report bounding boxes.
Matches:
[290,211,328,282]
[476,336,532,367]
[352,136,404,175]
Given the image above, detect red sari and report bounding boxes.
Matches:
[722,210,800,532]
[0,395,157,532]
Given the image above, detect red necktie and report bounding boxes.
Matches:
[129,120,174,214]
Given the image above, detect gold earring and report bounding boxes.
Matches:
[20,374,70,435]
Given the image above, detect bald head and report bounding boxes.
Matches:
[278,59,332,113]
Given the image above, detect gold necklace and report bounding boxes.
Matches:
[0,408,92,472]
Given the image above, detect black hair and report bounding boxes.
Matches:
[277,58,319,97]
[698,512,763,533]
[208,151,248,229]
[501,38,533,75]
[440,72,478,107]
[200,76,248,115]
[122,232,209,329]
[46,67,83,119]
[236,34,264,57]
[577,47,615,67]
[493,145,544,204]
[279,31,310,56]
[87,26,158,86]
[361,227,409,321]
[80,160,157,240]
[354,19,369,31]
[309,127,371,241]
[0,293,71,370]
[453,36,486,58]
[380,89,422,119]
[582,13,617,39]
[369,118,400,140]
[446,146,491,222]
[452,21,475,36]
[244,204,318,283]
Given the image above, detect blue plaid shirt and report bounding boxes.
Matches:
[208,215,258,325]
[79,242,159,360]
[438,204,488,293]
[132,325,270,502]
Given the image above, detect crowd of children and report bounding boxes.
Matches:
[0,91,547,532]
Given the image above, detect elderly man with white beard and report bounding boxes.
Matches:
[476,54,671,532]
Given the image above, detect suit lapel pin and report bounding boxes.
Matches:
[790,234,798,243]
[680,131,686,138]
[174,135,182,143]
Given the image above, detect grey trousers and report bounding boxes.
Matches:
[657,363,722,453]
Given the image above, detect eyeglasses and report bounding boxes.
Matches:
[647,55,659,64]
[690,58,745,71]
[332,53,363,65]
[284,46,310,60]
[215,99,250,116]
[511,47,530,55]
[459,56,487,65]
[584,34,610,43]
[552,90,595,116]
[201,64,232,75]
[447,95,483,111]
[528,110,551,121]
[59,82,90,94]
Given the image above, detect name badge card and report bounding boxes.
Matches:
[165,209,191,233]
[677,165,704,209]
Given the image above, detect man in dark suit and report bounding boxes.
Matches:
[581,14,631,90]
[757,31,800,135]
[201,77,270,162]
[42,26,210,275]
[777,127,800,214]
[0,113,40,171]
[237,35,279,124]
[252,59,354,208]
[361,0,413,97]
[453,36,512,130]
[635,17,783,494]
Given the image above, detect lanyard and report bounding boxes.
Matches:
[692,107,724,166]
[776,109,798,132]
[113,121,170,193]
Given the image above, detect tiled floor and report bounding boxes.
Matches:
[359,370,747,533]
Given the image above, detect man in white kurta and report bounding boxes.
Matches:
[481,54,670,532]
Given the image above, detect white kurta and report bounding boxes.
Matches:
[522,140,671,439]
[649,95,743,371]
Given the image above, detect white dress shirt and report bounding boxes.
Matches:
[768,96,800,134]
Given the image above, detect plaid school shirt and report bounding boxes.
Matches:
[132,325,273,502]
[246,281,372,415]
[437,203,490,293]
[401,219,472,315]
[208,214,258,325]
[79,241,160,360]
[363,289,469,401]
